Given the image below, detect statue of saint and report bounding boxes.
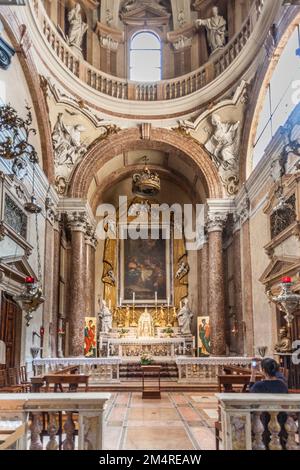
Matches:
[99,300,112,334]
[67,4,88,50]
[177,298,193,335]
[196,6,227,54]
[274,326,292,353]
[137,308,155,338]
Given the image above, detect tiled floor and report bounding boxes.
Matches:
[104,392,218,450]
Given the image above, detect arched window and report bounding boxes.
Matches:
[130,31,162,82]
[253,26,300,169]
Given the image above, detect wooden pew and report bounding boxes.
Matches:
[44,374,89,393]
[31,365,82,393]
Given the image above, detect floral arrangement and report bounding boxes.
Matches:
[140,353,153,366]
[162,327,174,337]
[118,328,129,337]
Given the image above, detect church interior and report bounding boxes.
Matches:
[0,0,300,452]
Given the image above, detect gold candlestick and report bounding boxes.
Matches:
[130,304,137,327]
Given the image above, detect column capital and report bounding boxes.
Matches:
[67,211,88,233]
[207,213,227,233]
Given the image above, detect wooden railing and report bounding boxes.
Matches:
[217,393,300,450]
[0,393,110,450]
[30,0,266,101]
[176,357,252,384]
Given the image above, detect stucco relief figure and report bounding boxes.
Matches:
[52,113,87,168]
[274,326,292,353]
[196,6,227,54]
[121,0,167,14]
[205,114,240,168]
[177,10,186,28]
[137,308,155,338]
[99,300,112,334]
[12,157,28,180]
[177,298,193,335]
[105,9,113,26]
[205,114,240,195]
[175,261,189,280]
[67,3,88,50]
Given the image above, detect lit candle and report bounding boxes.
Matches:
[133,292,135,304]
[155,292,158,304]
[167,297,170,308]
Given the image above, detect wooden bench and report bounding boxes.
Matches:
[31,365,80,393]
[44,374,89,393]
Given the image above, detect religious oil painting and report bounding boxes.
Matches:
[84,317,97,357]
[197,316,211,357]
[119,226,172,305]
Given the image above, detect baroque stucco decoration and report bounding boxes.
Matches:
[173,80,248,196]
[205,114,240,196]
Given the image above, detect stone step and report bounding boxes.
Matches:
[119,361,179,378]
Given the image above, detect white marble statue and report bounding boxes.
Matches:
[177,298,193,335]
[196,6,227,53]
[67,3,88,50]
[205,114,240,168]
[137,308,155,338]
[99,300,112,334]
[52,113,86,168]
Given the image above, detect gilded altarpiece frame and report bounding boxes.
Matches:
[101,198,189,317]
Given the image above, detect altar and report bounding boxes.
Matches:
[107,337,186,358]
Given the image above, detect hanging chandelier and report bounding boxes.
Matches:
[14,277,45,327]
[132,156,161,197]
[266,277,300,327]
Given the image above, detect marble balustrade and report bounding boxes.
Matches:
[176,357,252,384]
[33,358,122,384]
[217,393,300,451]
[30,0,266,102]
[0,393,110,450]
[33,356,253,385]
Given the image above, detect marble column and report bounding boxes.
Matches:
[207,213,227,356]
[42,204,59,357]
[233,227,244,354]
[85,226,97,317]
[241,219,254,356]
[68,213,87,357]
[201,234,209,317]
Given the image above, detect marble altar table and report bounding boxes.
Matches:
[107,337,186,357]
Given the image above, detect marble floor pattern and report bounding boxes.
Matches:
[103,392,218,450]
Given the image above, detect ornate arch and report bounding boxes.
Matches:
[69,127,224,200]
[0,8,55,181]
